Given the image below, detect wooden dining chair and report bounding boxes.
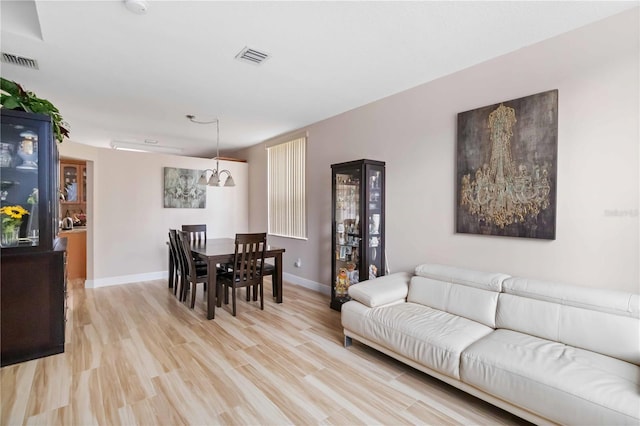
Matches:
[168,229,184,298]
[219,233,267,316]
[176,230,212,310]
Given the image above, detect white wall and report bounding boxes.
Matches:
[58,143,248,287]
[238,9,639,294]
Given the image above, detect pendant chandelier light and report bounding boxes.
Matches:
[186,115,235,187]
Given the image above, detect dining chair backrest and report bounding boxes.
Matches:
[168,229,179,268]
[168,229,181,294]
[177,229,210,309]
[169,228,183,264]
[182,224,207,243]
[177,230,200,279]
[232,233,267,287]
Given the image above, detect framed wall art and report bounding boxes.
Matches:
[163,167,206,208]
[456,90,558,240]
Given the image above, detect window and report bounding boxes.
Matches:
[267,136,306,239]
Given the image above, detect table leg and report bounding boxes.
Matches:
[207,259,217,320]
[275,252,283,303]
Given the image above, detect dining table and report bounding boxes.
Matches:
[190,238,286,320]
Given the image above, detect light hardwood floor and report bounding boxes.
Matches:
[1,278,529,425]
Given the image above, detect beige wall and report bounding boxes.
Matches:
[58,142,248,287]
[238,10,639,293]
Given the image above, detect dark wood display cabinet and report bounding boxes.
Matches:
[330,159,385,311]
[1,109,67,367]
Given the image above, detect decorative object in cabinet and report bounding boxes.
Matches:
[330,159,385,311]
[1,109,66,366]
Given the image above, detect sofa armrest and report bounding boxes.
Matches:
[348,272,411,308]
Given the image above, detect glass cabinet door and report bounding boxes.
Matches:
[1,119,42,247]
[62,164,79,202]
[333,169,361,305]
[0,109,55,252]
[81,165,87,202]
[365,166,383,282]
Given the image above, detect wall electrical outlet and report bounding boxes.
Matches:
[294,258,302,268]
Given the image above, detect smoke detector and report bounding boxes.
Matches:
[124,0,148,14]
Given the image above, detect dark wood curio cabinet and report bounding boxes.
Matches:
[330,159,385,311]
[1,109,67,366]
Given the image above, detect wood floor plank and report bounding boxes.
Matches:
[24,349,71,417]
[0,360,36,424]
[1,279,529,425]
[68,369,102,426]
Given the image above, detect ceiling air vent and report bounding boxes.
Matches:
[235,47,269,65]
[1,52,39,70]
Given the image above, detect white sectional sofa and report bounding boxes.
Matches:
[341,264,640,425]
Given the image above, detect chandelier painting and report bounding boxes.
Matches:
[456,90,558,240]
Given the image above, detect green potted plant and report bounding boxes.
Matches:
[0,77,69,143]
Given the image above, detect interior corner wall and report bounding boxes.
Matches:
[238,9,639,294]
[57,142,249,287]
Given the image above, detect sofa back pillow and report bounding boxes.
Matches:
[408,265,504,328]
[414,263,510,292]
[498,277,640,365]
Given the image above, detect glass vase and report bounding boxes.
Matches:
[1,226,19,247]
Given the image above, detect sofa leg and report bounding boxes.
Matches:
[344,335,352,347]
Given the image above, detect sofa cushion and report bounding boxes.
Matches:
[348,272,411,308]
[460,329,640,426]
[414,263,510,292]
[500,278,640,365]
[408,276,499,328]
[341,301,493,380]
[504,277,639,318]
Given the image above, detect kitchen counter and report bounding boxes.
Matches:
[59,227,86,234]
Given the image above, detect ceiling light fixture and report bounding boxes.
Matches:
[124,0,148,14]
[110,140,183,154]
[186,115,235,187]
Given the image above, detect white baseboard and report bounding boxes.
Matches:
[283,272,331,295]
[85,271,167,288]
[85,270,330,295]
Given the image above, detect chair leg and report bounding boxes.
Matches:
[232,286,237,316]
[253,284,258,301]
[246,287,250,301]
[172,269,177,295]
[182,276,190,303]
[191,282,197,309]
[181,277,187,302]
[259,281,264,310]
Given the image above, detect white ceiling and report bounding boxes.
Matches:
[1,1,636,158]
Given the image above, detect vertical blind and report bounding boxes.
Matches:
[267,136,307,239]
